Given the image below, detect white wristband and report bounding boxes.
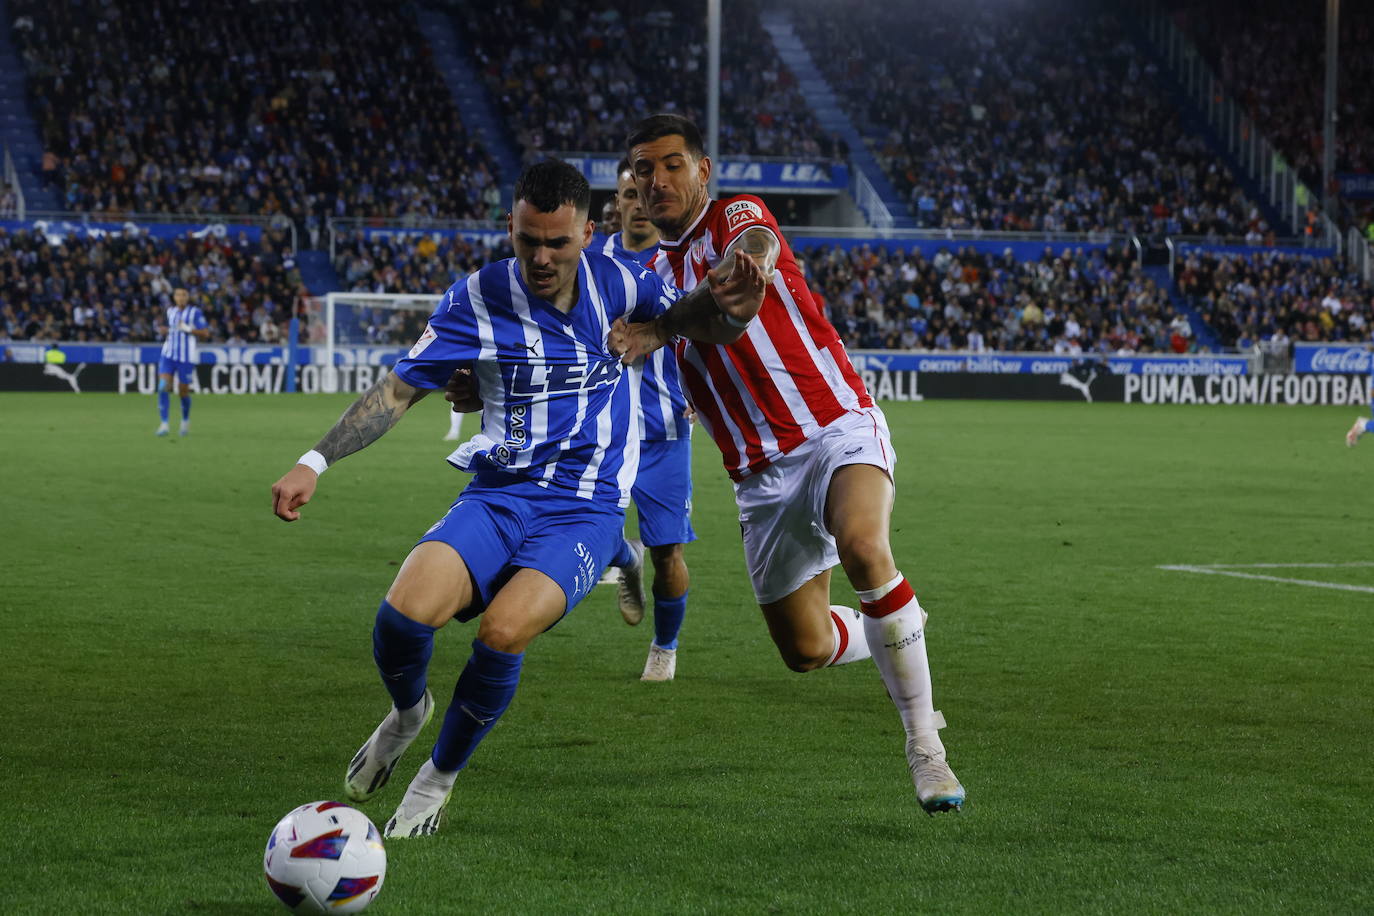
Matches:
[297,450,329,476]
[721,311,754,329]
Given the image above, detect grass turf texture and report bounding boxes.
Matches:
[3,392,1372,914]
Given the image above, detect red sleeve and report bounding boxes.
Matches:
[714,195,782,255]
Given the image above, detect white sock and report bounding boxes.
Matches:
[860,574,939,738]
[448,410,463,436]
[826,605,873,666]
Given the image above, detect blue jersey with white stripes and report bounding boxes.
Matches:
[160,304,207,363]
[393,251,679,506]
[591,232,691,442]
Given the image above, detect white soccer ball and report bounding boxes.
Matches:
[263,801,387,914]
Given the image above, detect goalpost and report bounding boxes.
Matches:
[314,292,445,391]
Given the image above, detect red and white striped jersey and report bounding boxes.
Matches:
[652,196,873,481]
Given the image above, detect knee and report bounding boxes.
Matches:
[649,544,685,577]
[777,635,832,673]
[475,619,531,655]
[836,532,892,577]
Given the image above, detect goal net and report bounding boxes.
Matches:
[307,292,445,390]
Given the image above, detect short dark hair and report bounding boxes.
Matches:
[626,113,706,160]
[513,159,590,214]
[616,157,632,178]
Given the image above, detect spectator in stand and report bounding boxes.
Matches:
[0,226,301,345]
[463,0,836,163]
[12,0,499,228]
[333,232,515,297]
[1177,249,1374,348]
[798,243,1176,355]
[793,0,1268,239]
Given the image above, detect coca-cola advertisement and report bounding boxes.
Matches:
[1294,344,1374,374]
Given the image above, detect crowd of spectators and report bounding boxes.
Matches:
[334,231,514,296]
[0,227,302,345]
[1168,0,1374,235]
[1176,249,1374,349]
[462,0,841,161]
[11,0,500,226]
[800,243,1190,355]
[793,0,1269,240]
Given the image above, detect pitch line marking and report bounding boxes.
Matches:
[1158,564,1374,594]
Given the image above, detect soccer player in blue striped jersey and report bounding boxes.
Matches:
[593,158,694,682]
[270,159,767,838]
[155,288,208,436]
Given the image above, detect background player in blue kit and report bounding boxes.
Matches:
[155,287,208,437]
[593,158,695,682]
[269,159,766,838]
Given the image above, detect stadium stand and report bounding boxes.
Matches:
[0,227,301,344]
[791,0,1270,239]
[1167,0,1374,234]
[334,231,514,295]
[457,0,842,161]
[800,243,1184,354]
[1176,248,1374,348]
[10,0,500,223]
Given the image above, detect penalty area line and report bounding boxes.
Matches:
[1157,565,1374,594]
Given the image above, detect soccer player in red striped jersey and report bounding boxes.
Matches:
[611,114,964,813]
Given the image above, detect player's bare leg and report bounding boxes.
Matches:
[386,567,566,838]
[345,542,471,803]
[641,543,688,681]
[826,464,964,814]
[1346,416,1368,447]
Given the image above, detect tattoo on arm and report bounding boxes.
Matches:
[715,228,780,284]
[313,371,428,464]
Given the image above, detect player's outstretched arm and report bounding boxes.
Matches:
[270,370,429,522]
[610,248,769,362]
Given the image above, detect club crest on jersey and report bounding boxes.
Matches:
[409,324,437,359]
[724,199,764,231]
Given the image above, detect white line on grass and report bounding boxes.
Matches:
[1157,564,1374,594]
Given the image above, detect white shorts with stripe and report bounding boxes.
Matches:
[733,406,895,604]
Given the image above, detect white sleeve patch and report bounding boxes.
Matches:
[408,323,437,359]
[724,199,764,231]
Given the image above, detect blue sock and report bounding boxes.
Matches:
[1365,419,1374,434]
[652,589,688,651]
[609,537,634,569]
[180,396,191,421]
[431,639,523,772]
[157,390,169,422]
[372,600,435,711]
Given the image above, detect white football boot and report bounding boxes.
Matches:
[384,760,454,839]
[155,421,169,437]
[906,719,965,814]
[1346,417,1366,448]
[344,689,434,803]
[616,539,646,626]
[640,644,677,682]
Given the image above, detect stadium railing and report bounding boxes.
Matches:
[1347,227,1374,284]
[14,210,298,251]
[851,169,893,230]
[2,146,23,220]
[1142,1,1342,251]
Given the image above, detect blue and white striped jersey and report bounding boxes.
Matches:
[393,251,679,507]
[160,304,207,363]
[591,232,691,442]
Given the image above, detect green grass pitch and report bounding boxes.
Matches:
[3,391,1372,913]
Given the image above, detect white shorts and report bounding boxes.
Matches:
[733,407,895,604]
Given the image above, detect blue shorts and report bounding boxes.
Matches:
[418,475,626,619]
[631,438,696,548]
[157,355,195,384]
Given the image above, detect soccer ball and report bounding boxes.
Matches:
[263,801,387,914]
